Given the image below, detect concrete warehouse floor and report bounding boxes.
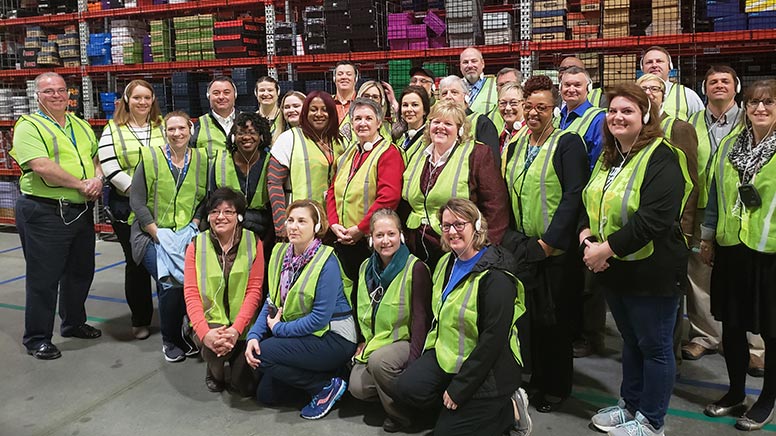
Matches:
[0,231,772,436]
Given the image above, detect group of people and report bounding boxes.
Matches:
[9,43,776,436]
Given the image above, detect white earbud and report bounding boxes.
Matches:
[643,99,652,124]
[400,233,406,244]
[474,208,482,232]
[311,203,322,234]
[458,126,464,137]
[553,107,561,118]
[368,237,373,248]
[237,214,244,223]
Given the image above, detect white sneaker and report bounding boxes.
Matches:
[510,388,532,435]
[608,412,665,436]
[592,398,635,432]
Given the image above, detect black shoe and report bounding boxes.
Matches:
[205,374,225,392]
[27,342,62,360]
[534,394,565,413]
[61,324,102,339]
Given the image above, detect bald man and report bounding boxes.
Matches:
[460,47,498,115]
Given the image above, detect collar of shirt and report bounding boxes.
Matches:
[706,103,741,127]
[211,109,235,131]
[469,76,486,94]
[560,100,593,127]
[423,142,455,168]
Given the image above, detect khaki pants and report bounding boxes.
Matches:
[349,341,411,425]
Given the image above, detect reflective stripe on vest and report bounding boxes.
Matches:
[403,140,474,233]
[504,129,570,243]
[562,107,604,151]
[660,116,676,138]
[195,115,227,159]
[663,83,690,121]
[354,255,419,363]
[487,105,505,134]
[333,140,391,228]
[424,252,525,373]
[140,146,207,229]
[14,113,95,202]
[214,149,269,209]
[195,229,257,336]
[584,139,691,260]
[469,76,497,115]
[714,134,744,246]
[287,127,332,205]
[588,88,603,107]
[466,112,479,140]
[109,120,166,175]
[689,110,744,209]
[717,133,776,253]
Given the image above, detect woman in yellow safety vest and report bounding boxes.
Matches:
[401,100,508,271]
[340,81,394,142]
[244,199,356,420]
[496,82,525,156]
[130,110,209,363]
[327,98,404,281]
[267,91,343,240]
[503,75,589,414]
[183,187,264,395]
[280,90,306,129]
[699,79,776,432]
[349,208,432,433]
[210,112,273,250]
[98,79,165,340]
[255,76,283,142]
[581,83,691,435]
[394,85,431,162]
[396,198,530,436]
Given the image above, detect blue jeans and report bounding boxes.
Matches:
[142,243,185,347]
[605,291,679,429]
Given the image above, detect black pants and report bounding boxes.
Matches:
[396,350,514,436]
[529,253,576,399]
[334,239,370,284]
[16,196,95,349]
[108,192,153,327]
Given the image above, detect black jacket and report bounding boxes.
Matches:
[439,245,524,404]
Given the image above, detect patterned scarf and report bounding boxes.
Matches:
[279,238,322,304]
[728,129,776,185]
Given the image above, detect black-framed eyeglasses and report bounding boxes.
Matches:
[441,221,470,233]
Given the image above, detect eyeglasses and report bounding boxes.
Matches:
[441,221,470,233]
[498,99,523,108]
[746,98,776,109]
[208,209,237,218]
[641,86,663,94]
[410,77,433,85]
[523,103,551,113]
[38,88,68,96]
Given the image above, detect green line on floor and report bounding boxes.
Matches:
[0,302,110,324]
[573,390,776,431]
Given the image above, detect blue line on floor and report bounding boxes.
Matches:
[676,375,762,396]
[0,274,26,286]
[95,260,125,273]
[0,246,21,254]
[87,294,127,304]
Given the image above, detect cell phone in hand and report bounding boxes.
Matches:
[268,301,278,318]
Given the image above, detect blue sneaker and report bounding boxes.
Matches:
[300,377,347,420]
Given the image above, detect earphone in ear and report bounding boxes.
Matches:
[123,83,131,104]
[311,203,322,234]
[464,94,471,105]
[189,121,195,137]
[586,75,593,94]
[474,208,482,233]
[701,76,742,96]
[230,132,235,145]
[458,126,464,137]
[643,99,652,124]
[553,106,561,118]
[34,92,40,103]
[368,237,373,248]
[363,141,374,152]
[400,233,405,244]
[237,214,244,223]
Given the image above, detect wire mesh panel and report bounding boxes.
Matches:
[446,0,485,47]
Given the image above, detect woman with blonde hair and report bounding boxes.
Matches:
[401,100,508,270]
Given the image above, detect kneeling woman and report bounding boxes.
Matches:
[184,188,264,394]
[349,209,432,432]
[396,198,530,436]
[244,200,356,420]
